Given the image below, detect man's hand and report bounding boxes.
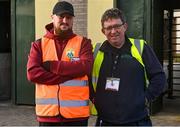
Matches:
[42,61,50,71]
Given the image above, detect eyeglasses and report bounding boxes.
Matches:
[103,23,124,32]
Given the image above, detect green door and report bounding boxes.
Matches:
[12,0,35,104]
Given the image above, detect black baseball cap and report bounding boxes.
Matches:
[52,1,74,16]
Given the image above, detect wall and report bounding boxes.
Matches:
[67,0,88,37]
[35,0,57,39]
[87,0,114,44]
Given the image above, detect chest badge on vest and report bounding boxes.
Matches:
[66,49,80,61]
[66,49,75,59]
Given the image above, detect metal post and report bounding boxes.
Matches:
[168,10,174,98]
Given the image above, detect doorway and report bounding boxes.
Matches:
[0,0,11,100]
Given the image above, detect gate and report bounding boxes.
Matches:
[165,10,180,98]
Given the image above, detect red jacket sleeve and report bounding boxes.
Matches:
[50,38,93,78]
[27,40,72,85]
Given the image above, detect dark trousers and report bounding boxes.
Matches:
[39,119,88,126]
[95,116,152,126]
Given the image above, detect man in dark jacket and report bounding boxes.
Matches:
[27,1,93,126]
[91,8,166,126]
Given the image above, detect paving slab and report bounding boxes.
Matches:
[0,95,180,126]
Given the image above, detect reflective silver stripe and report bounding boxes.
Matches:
[36,98,89,107]
[93,43,102,58]
[62,80,88,86]
[36,98,58,105]
[134,39,141,55]
[92,76,98,84]
[60,100,89,107]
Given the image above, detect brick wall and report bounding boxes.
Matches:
[59,0,87,37]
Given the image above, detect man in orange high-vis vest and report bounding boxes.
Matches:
[27,1,93,126]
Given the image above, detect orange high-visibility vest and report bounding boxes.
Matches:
[35,35,89,118]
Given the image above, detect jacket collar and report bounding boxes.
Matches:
[100,35,131,54]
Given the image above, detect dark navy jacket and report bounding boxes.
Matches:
[93,37,166,124]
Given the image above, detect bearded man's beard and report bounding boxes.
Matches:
[55,27,72,38]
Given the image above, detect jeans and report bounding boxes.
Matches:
[95,116,152,126]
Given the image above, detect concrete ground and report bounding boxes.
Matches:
[0,94,180,126]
